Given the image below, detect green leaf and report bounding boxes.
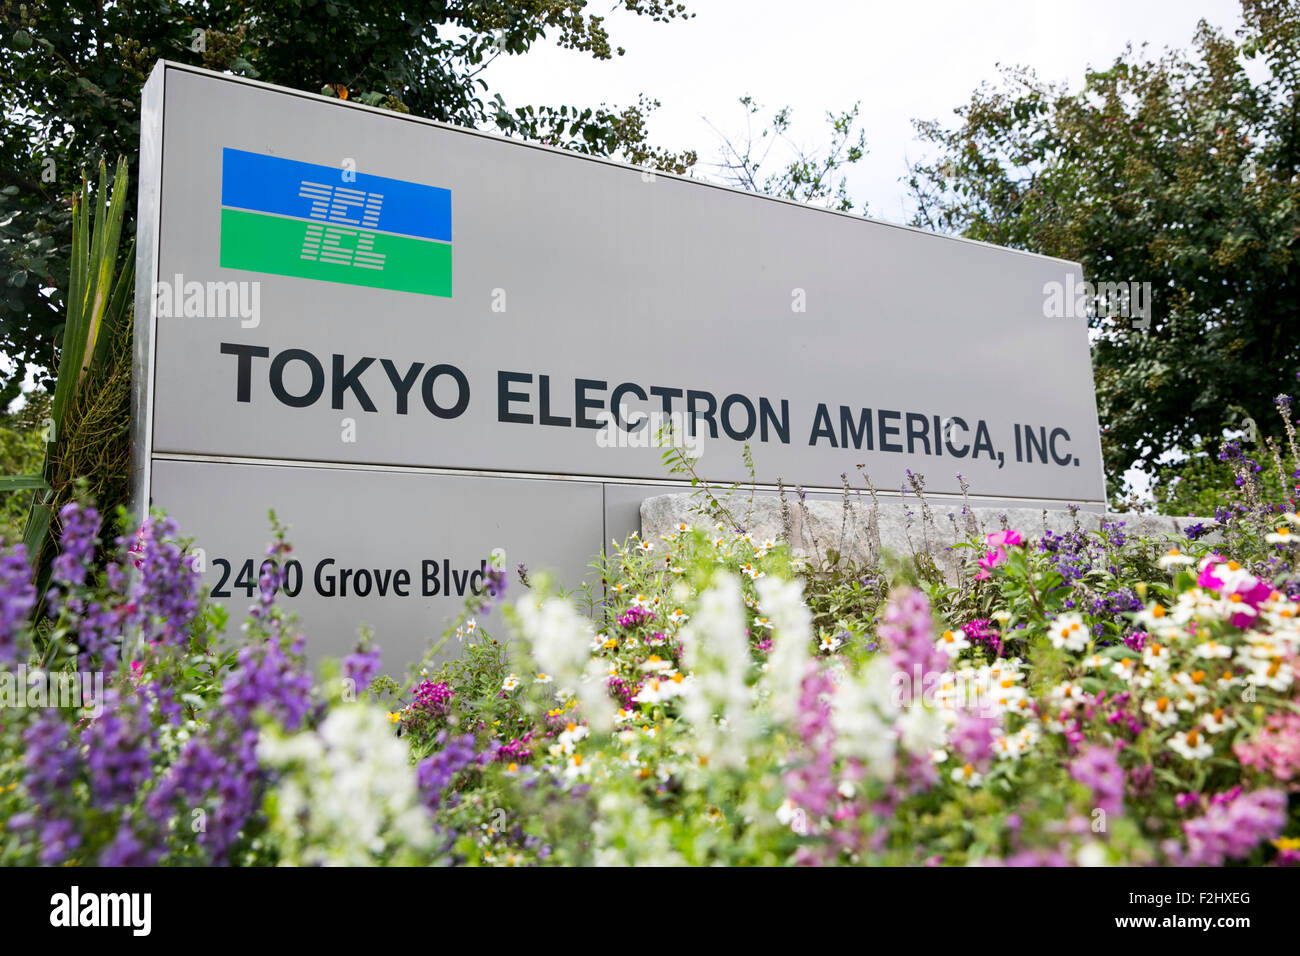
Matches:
[0,474,48,491]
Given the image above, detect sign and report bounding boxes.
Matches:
[133,61,1105,665]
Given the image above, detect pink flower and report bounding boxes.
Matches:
[1235,712,1300,787]
[986,530,1022,549]
[974,547,1008,580]
[1197,556,1275,626]
[1196,554,1227,591]
[128,525,148,571]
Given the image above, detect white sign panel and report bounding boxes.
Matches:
[133,62,1105,663]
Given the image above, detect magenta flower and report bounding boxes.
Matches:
[1196,556,1275,626]
[974,547,1007,581]
[986,529,1022,549]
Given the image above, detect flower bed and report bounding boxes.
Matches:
[2,458,1300,865]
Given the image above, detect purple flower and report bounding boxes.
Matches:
[50,502,99,592]
[342,642,382,690]
[99,822,162,867]
[118,516,203,648]
[82,688,156,809]
[949,714,999,771]
[0,545,34,664]
[1069,744,1125,817]
[37,818,82,866]
[417,732,479,811]
[22,710,81,801]
[783,664,837,849]
[1175,789,1287,865]
[411,679,454,717]
[880,588,948,676]
[963,618,1002,658]
[221,634,314,731]
[616,606,655,629]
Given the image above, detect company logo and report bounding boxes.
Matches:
[219,148,452,297]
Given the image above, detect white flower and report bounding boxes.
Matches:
[679,574,755,769]
[1168,729,1214,760]
[633,674,686,704]
[513,593,612,731]
[775,799,807,833]
[1201,708,1236,734]
[831,658,897,781]
[988,678,1027,714]
[1048,613,1089,652]
[1170,671,1210,710]
[1265,526,1297,545]
[951,763,982,787]
[897,703,947,756]
[936,629,971,655]
[992,734,1025,761]
[1194,639,1233,659]
[1158,547,1196,568]
[756,576,812,725]
[1048,681,1085,711]
[1246,659,1294,691]
[1141,695,1179,728]
[1134,603,1177,635]
[1142,642,1172,671]
[258,705,434,865]
[1110,657,1141,682]
[1077,843,1108,867]
[502,674,520,691]
[557,721,590,751]
[819,633,843,654]
[563,753,591,780]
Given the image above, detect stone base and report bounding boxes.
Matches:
[640,492,1213,580]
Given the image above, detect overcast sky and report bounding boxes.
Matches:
[485,0,1248,225]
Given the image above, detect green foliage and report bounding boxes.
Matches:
[0,0,697,392]
[907,1,1300,497]
[0,392,49,543]
[0,159,134,613]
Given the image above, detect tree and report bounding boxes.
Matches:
[708,96,868,213]
[0,0,697,395]
[906,0,1300,501]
